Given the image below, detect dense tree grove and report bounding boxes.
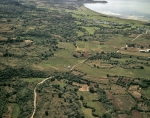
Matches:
[0,79,34,118]
[0,67,49,80]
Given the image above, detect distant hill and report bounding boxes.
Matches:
[46,0,107,3]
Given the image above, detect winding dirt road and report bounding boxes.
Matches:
[30,77,53,118]
[30,29,149,118]
[30,58,88,118]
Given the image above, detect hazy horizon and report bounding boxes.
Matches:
[84,0,150,22]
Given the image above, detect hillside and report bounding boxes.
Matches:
[0,0,150,118]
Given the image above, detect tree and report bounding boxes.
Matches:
[102,113,111,118]
[89,87,94,93]
[58,93,62,98]
[45,111,48,116]
[106,74,110,78]
[139,66,144,69]
[80,95,84,100]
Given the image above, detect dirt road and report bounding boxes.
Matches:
[71,58,88,70]
[131,34,142,41]
[30,77,53,118]
[30,57,88,118]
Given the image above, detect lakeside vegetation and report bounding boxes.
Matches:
[0,0,150,118]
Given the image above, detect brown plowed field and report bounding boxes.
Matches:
[132,110,142,118]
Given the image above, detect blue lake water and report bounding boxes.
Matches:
[84,0,150,22]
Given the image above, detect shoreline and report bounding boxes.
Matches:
[83,4,149,23]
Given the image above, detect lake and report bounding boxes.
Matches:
[84,0,150,22]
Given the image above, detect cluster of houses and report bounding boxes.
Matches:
[93,19,132,27]
[93,19,150,34]
[139,49,150,53]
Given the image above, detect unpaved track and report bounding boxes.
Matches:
[30,58,88,118]
[131,29,148,42]
[131,34,142,41]
[117,30,148,52]
[30,77,53,118]
[71,59,88,70]
[30,25,149,118]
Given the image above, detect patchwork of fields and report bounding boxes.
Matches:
[0,0,150,118]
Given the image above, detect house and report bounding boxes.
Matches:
[146,49,150,52]
[139,49,150,53]
[25,40,33,45]
[139,50,146,53]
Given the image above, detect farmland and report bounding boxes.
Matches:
[0,0,150,118]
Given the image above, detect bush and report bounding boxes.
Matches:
[45,111,48,116]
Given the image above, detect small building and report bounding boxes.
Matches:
[146,49,150,52]
[25,40,33,45]
[139,50,146,53]
[139,49,150,53]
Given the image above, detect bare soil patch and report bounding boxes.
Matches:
[132,110,142,118]
[73,82,89,91]
[72,70,84,76]
[111,84,127,95]
[138,102,149,111]
[2,105,12,118]
[32,64,44,70]
[114,95,135,111]
[107,91,114,99]
[107,91,120,110]
[109,76,119,83]
[128,85,141,99]
[118,114,131,118]
[98,78,109,85]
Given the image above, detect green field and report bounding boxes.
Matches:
[82,108,95,118]
[21,78,45,82]
[10,103,20,118]
[142,87,150,99]
[78,91,106,117]
[82,26,99,34]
